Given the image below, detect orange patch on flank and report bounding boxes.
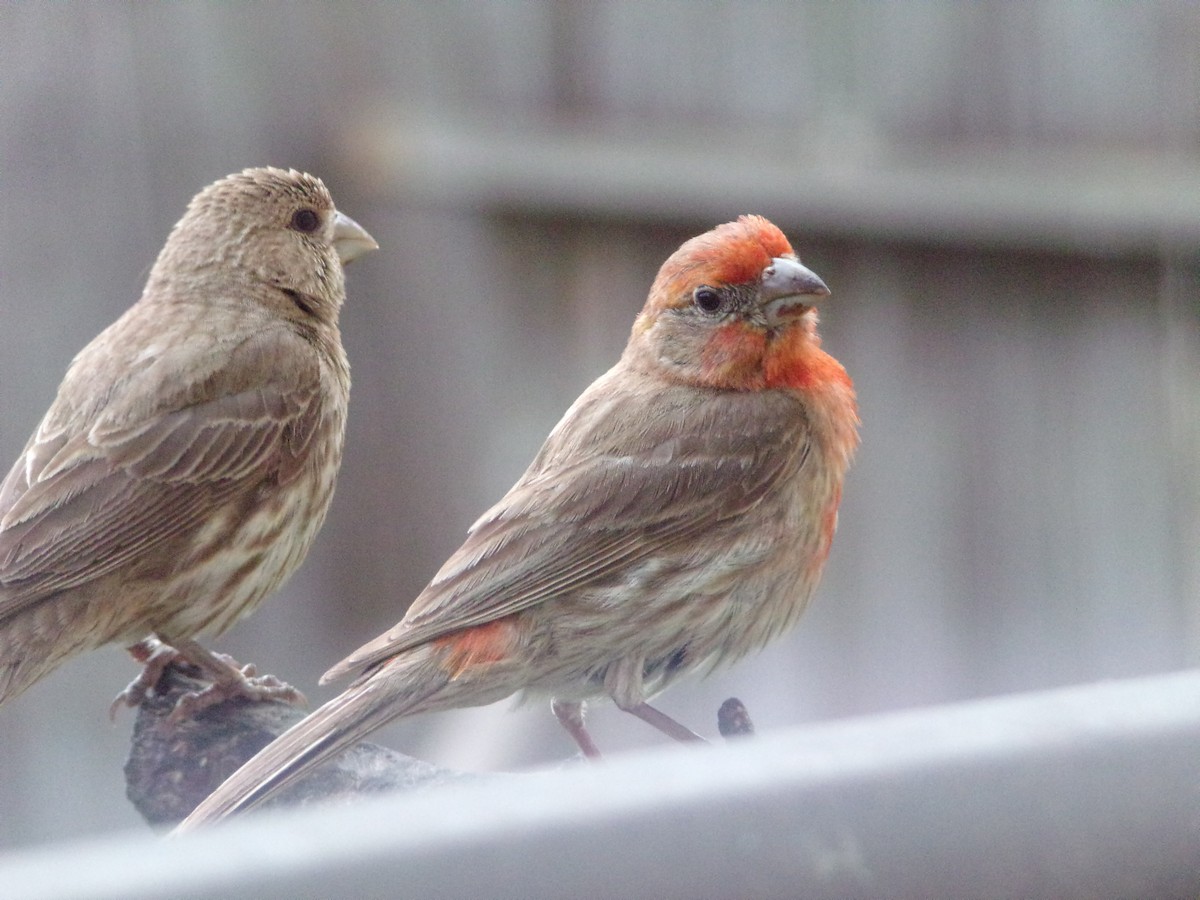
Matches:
[434,618,517,680]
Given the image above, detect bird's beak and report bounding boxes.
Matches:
[760,256,829,327]
[332,212,379,265]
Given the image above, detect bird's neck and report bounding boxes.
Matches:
[763,324,849,392]
[630,318,860,462]
[694,318,854,395]
[764,325,860,466]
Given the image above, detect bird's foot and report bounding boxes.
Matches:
[112,636,306,721]
[111,637,185,718]
[168,660,306,723]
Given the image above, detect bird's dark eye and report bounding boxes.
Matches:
[290,208,321,234]
[693,286,723,314]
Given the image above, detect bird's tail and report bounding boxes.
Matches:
[0,656,38,707]
[174,652,449,832]
[0,598,100,707]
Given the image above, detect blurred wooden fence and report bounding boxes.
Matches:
[0,1,1197,851]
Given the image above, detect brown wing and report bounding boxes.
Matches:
[327,375,810,681]
[0,328,325,618]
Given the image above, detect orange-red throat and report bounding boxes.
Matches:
[697,311,851,395]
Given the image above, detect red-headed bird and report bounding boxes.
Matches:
[179,215,858,827]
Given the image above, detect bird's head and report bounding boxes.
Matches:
[627,216,832,391]
[148,167,377,323]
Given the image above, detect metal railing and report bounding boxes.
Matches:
[3,668,1198,899]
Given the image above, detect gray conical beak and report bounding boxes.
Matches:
[760,256,829,326]
[333,212,379,265]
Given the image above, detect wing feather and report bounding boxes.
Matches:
[328,377,809,681]
[0,327,326,619]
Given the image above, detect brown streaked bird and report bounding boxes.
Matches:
[0,167,377,714]
[179,215,858,829]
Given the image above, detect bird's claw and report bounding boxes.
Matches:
[165,674,307,723]
[113,636,306,721]
[110,638,186,719]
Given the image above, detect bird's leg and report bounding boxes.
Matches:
[604,655,706,745]
[620,700,707,745]
[112,635,306,721]
[552,699,603,759]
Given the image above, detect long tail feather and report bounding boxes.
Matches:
[175,657,446,831]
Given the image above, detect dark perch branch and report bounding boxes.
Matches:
[124,663,755,827]
[716,697,755,738]
[124,663,472,827]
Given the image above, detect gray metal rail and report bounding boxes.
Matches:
[3,669,1198,899]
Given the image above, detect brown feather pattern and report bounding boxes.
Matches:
[179,214,856,827]
[0,167,374,704]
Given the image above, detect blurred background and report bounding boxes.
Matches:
[0,1,1197,851]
